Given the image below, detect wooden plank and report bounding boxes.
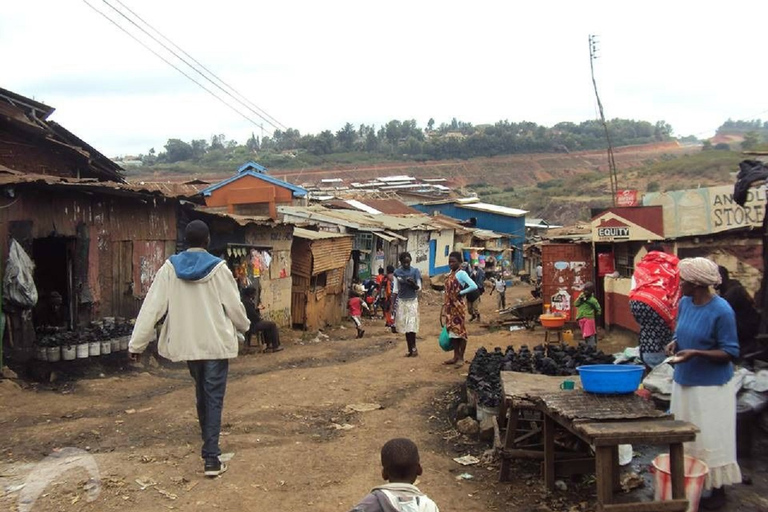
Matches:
[577,421,698,446]
[595,446,614,506]
[600,500,688,512]
[501,372,574,401]
[543,414,556,490]
[537,391,669,421]
[669,443,685,500]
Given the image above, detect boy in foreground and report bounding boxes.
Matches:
[349,438,439,512]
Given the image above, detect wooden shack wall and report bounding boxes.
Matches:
[246,224,293,327]
[290,236,352,330]
[0,186,177,322]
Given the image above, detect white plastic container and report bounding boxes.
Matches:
[111,338,121,352]
[76,343,90,359]
[120,337,129,351]
[47,346,61,362]
[35,346,48,361]
[476,404,499,422]
[61,345,77,361]
[89,341,101,356]
[100,341,111,355]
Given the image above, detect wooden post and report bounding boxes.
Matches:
[499,407,520,481]
[669,443,685,500]
[612,446,621,492]
[595,446,614,506]
[543,413,556,489]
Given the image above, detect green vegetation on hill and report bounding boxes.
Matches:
[126,117,674,175]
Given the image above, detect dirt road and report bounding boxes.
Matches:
[2,284,765,511]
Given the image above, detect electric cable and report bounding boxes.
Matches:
[109,0,287,132]
[101,0,286,132]
[81,0,272,132]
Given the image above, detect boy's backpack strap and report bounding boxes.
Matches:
[372,490,390,511]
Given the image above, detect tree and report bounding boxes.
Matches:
[742,131,759,150]
[246,132,260,152]
[427,118,435,132]
[163,139,193,163]
[190,139,208,160]
[654,120,673,140]
[701,139,713,151]
[336,122,357,151]
[210,134,226,151]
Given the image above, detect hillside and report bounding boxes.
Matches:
[135,141,740,225]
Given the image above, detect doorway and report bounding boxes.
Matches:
[32,237,75,329]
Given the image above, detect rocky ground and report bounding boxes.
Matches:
[1,283,766,511]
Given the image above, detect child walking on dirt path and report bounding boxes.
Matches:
[348,438,440,512]
[574,282,601,347]
[348,292,369,338]
[490,275,507,311]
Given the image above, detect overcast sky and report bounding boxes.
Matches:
[3,1,767,157]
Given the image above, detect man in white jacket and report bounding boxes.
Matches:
[129,220,250,478]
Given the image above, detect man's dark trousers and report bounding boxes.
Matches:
[187,359,229,462]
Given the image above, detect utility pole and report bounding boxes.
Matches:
[589,35,618,206]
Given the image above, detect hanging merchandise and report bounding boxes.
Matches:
[3,239,38,309]
[550,288,571,320]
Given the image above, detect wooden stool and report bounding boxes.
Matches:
[544,327,563,344]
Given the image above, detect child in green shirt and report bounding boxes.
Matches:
[574,282,601,347]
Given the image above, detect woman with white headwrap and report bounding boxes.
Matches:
[666,257,740,509]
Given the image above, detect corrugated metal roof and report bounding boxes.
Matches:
[460,202,528,217]
[201,165,308,198]
[294,227,353,240]
[344,199,382,214]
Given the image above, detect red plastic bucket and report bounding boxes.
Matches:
[652,454,708,512]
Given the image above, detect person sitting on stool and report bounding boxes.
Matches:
[241,286,283,352]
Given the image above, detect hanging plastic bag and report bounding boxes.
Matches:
[3,239,38,309]
[439,325,453,351]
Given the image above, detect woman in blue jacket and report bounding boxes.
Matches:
[666,257,740,510]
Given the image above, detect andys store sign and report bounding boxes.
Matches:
[644,185,766,238]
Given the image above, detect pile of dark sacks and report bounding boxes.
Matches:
[468,343,616,407]
[35,321,133,347]
[503,343,615,376]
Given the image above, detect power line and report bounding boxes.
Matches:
[589,34,619,205]
[81,0,273,134]
[101,0,287,132]
[110,0,288,132]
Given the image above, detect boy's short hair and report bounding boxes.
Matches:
[185,220,210,248]
[381,438,420,480]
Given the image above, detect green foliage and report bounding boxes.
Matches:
[646,181,660,192]
[714,143,731,151]
[145,116,677,171]
[741,131,760,150]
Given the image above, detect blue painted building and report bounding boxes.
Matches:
[413,199,527,270]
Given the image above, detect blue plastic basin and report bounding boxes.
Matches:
[576,364,644,394]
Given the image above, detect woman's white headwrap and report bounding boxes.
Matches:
[678,257,721,287]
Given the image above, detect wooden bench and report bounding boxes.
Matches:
[544,419,699,512]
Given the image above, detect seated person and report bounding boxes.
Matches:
[34,291,68,328]
[241,286,283,352]
[348,438,439,512]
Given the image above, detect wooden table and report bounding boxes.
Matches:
[498,372,582,481]
[535,391,699,512]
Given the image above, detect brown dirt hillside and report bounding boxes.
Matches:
[135,142,693,191]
